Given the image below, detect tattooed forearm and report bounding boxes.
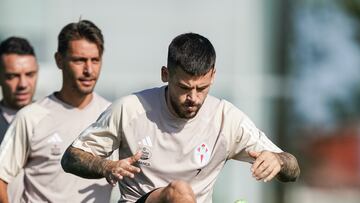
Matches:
[276,152,300,182]
[61,146,110,179]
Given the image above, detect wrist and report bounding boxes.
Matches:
[101,159,114,177]
[277,153,285,171]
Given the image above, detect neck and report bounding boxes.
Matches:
[0,100,19,111]
[55,89,93,109]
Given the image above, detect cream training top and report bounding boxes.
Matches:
[0,93,112,203]
[73,86,282,203]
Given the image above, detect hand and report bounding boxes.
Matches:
[105,151,142,186]
[248,151,283,182]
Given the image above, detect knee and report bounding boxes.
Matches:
[168,180,194,195]
[165,180,196,203]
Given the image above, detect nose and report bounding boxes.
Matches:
[84,60,93,75]
[186,89,198,103]
[18,75,28,89]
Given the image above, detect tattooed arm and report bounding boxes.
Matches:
[61,146,141,185]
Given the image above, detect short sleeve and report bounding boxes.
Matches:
[225,103,282,163]
[72,102,122,158]
[0,113,31,183]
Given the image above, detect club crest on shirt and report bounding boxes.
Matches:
[194,143,211,166]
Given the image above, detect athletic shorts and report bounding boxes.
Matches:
[135,189,158,203]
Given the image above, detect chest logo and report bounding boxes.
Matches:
[137,136,153,166]
[47,133,63,144]
[138,136,153,147]
[47,133,63,156]
[139,146,152,160]
[194,143,211,166]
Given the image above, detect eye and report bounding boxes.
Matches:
[179,86,191,91]
[26,71,37,78]
[92,58,100,64]
[5,74,17,80]
[71,57,85,65]
[73,59,84,64]
[197,86,209,92]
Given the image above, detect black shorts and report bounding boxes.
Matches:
[135,189,158,203]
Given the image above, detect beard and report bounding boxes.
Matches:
[169,96,202,119]
[73,82,95,95]
[67,76,97,97]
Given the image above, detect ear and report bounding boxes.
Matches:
[54,52,63,70]
[210,68,216,84]
[161,66,169,82]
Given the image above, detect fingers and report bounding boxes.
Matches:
[105,151,142,185]
[250,151,263,172]
[106,174,121,186]
[248,151,260,159]
[250,151,282,182]
[264,166,280,182]
[127,151,142,165]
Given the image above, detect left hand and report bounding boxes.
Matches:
[248,150,283,182]
[104,151,142,186]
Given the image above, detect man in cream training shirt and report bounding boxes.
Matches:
[0,20,112,203]
[62,33,300,203]
[0,36,38,203]
[0,36,38,145]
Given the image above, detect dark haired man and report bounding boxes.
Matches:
[0,36,38,144]
[0,36,38,203]
[0,20,112,203]
[62,33,300,203]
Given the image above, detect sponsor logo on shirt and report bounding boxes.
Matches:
[137,136,152,166]
[47,132,63,143]
[139,146,152,160]
[138,136,153,147]
[194,143,211,167]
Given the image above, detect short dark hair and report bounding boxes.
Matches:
[167,33,216,76]
[0,36,35,56]
[57,20,104,56]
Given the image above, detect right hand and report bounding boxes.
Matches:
[105,151,142,186]
[248,150,282,182]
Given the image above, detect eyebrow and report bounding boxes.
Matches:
[70,55,100,59]
[177,82,210,89]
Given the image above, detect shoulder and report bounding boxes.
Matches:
[108,87,163,120]
[205,95,247,119]
[220,99,248,121]
[4,98,50,139]
[111,94,143,114]
[92,93,111,109]
[16,97,50,121]
[113,87,162,111]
